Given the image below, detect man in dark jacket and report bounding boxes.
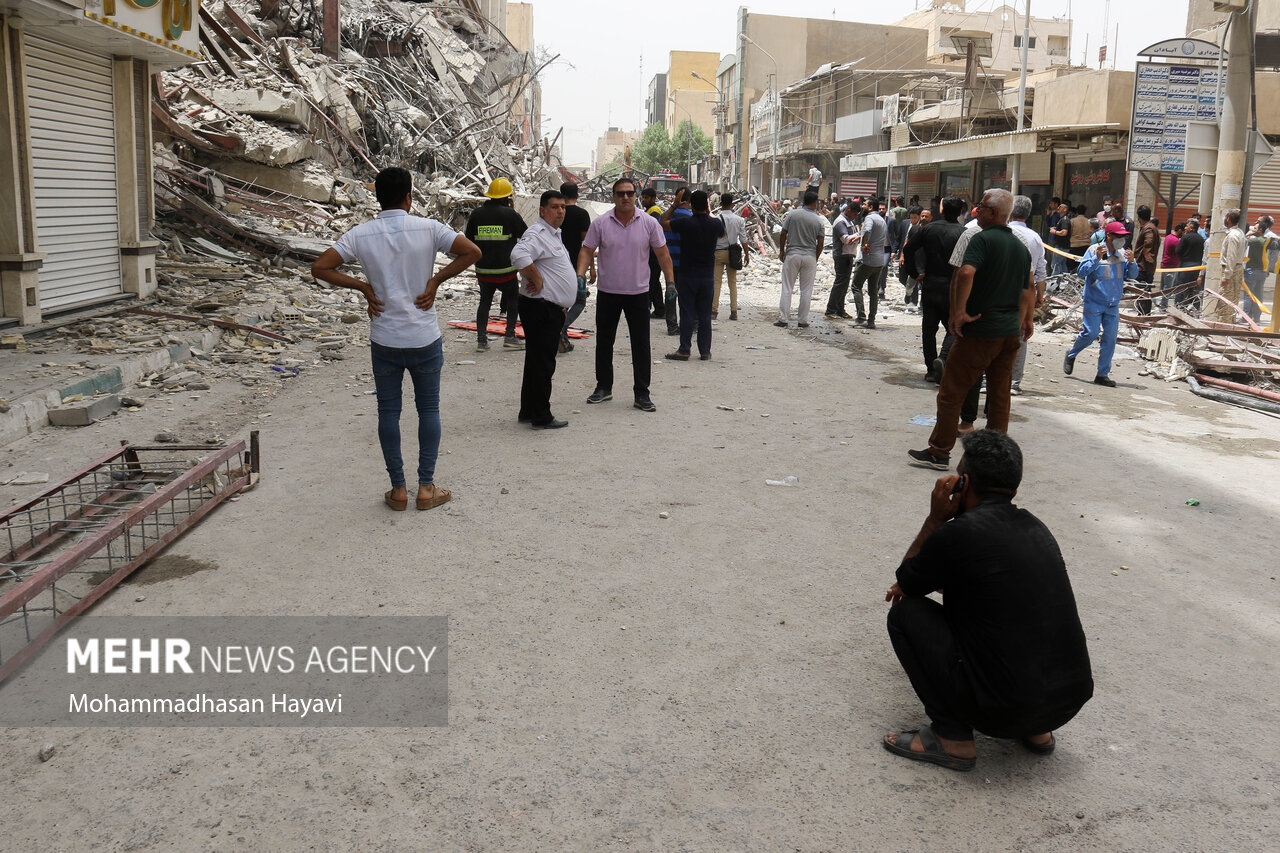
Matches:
[883,430,1093,771]
[903,196,966,382]
[465,177,527,351]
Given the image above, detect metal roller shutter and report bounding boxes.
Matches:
[907,169,937,202]
[25,34,122,311]
[839,175,878,197]
[1247,155,1280,221]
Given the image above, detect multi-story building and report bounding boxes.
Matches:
[893,0,1072,76]
[505,3,540,149]
[646,74,667,130]
[730,10,930,194]
[665,51,719,141]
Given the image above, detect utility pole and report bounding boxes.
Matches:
[1009,0,1031,194]
[1206,3,1252,322]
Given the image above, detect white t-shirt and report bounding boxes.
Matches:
[807,167,822,187]
[333,209,461,348]
[715,211,746,250]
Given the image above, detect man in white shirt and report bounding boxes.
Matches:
[806,164,822,197]
[312,167,480,512]
[511,190,578,430]
[1007,196,1047,394]
[713,193,750,321]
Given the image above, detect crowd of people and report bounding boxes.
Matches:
[312,168,1107,772]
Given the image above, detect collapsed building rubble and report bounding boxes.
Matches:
[152,0,559,256]
[1040,271,1280,415]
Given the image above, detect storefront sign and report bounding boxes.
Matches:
[1137,39,1222,61]
[84,0,202,59]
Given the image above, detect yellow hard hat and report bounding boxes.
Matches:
[484,177,514,199]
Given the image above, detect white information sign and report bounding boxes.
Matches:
[1127,61,1223,174]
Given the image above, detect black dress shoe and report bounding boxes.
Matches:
[532,418,569,429]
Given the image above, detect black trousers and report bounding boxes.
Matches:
[518,296,564,425]
[850,261,882,321]
[648,254,664,315]
[595,290,651,398]
[920,286,951,368]
[676,275,713,357]
[888,597,980,740]
[1135,269,1154,315]
[888,596,1083,741]
[477,279,519,339]
[826,253,855,313]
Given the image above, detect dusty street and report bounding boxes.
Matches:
[1,271,1278,851]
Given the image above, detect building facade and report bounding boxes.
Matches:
[1,0,199,326]
[664,50,718,141]
[731,10,930,193]
[594,127,639,174]
[894,0,1072,75]
[645,73,667,130]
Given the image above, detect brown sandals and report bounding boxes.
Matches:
[416,486,452,511]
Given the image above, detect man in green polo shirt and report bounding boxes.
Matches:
[909,189,1033,470]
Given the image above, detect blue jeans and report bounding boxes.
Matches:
[1068,299,1120,378]
[371,339,443,488]
[1051,250,1072,277]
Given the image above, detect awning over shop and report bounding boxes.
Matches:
[849,124,1124,171]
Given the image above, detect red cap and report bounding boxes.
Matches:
[1104,220,1129,237]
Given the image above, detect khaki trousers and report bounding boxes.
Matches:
[713,248,738,315]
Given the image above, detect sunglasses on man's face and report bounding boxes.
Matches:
[614,190,635,197]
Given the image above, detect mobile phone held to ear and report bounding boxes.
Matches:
[951,474,967,496]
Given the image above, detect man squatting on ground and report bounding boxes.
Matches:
[465,178,527,352]
[909,189,1033,471]
[883,430,1093,771]
[511,190,576,430]
[1063,221,1138,389]
[577,177,674,413]
[661,188,724,361]
[311,167,481,511]
[775,191,826,328]
[557,182,593,353]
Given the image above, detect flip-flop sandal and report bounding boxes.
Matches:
[416,486,452,511]
[882,727,976,772]
[384,490,408,511]
[1020,734,1055,755]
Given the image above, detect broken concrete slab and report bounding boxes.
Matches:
[206,86,313,127]
[206,158,334,203]
[48,395,120,427]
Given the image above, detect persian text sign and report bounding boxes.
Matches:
[1128,61,1222,174]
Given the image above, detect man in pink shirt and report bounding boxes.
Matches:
[576,177,674,412]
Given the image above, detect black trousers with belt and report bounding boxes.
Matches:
[518,295,565,425]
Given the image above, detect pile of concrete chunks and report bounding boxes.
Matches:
[152,0,557,253]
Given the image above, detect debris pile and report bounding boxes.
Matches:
[152,0,558,255]
[1042,270,1280,414]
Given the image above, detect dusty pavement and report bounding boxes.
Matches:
[1,268,1278,852]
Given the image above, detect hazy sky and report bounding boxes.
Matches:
[530,0,1193,166]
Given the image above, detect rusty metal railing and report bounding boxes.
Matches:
[0,433,259,683]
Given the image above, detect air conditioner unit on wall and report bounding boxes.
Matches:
[1212,0,1245,10]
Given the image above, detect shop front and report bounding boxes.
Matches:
[1062,158,1127,219]
[0,1,198,325]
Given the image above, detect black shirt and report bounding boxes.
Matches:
[669,213,725,282]
[907,219,964,290]
[1177,230,1205,267]
[464,200,527,281]
[896,499,1093,733]
[561,205,591,267]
